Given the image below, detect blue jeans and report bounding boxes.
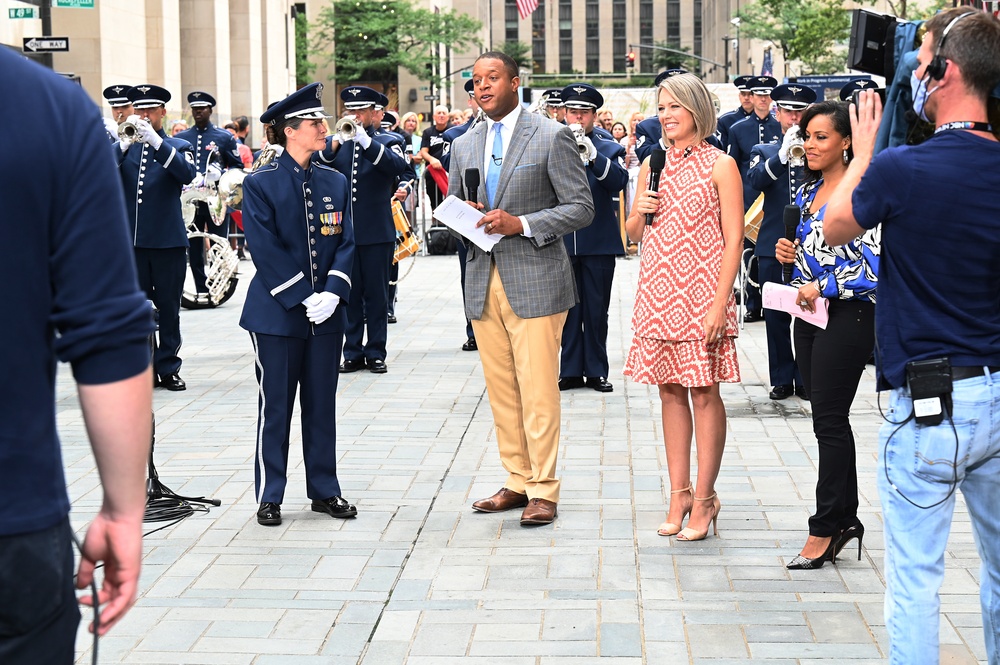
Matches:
[877,368,1000,665]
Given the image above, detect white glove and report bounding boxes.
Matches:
[134,118,163,150]
[103,117,118,136]
[119,137,133,153]
[582,136,598,162]
[778,125,799,165]
[205,164,223,184]
[354,128,372,150]
[305,292,341,325]
[189,173,206,189]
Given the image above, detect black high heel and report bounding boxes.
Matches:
[786,536,838,570]
[833,523,865,562]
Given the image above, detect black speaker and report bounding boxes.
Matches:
[519,86,532,106]
[847,10,899,79]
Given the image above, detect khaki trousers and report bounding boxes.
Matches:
[471,263,567,503]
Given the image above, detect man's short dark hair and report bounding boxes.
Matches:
[475,51,519,80]
[233,115,250,132]
[926,8,1000,100]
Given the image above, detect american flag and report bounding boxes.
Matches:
[517,0,539,20]
[761,47,774,77]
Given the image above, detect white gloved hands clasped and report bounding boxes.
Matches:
[133,118,163,150]
[303,292,341,325]
[778,125,800,165]
[103,117,119,137]
[581,137,598,162]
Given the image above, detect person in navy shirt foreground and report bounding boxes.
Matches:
[240,82,357,526]
[0,50,154,662]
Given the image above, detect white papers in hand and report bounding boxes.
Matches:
[761,282,830,329]
[433,195,501,252]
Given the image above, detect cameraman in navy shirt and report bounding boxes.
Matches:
[826,10,1000,663]
[0,51,153,662]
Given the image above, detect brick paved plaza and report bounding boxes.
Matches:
[58,253,988,664]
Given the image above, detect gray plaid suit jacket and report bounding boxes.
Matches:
[448,111,594,320]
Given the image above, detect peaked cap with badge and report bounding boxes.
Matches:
[261,82,331,125]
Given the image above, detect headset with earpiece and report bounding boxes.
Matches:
[925,11,977,81]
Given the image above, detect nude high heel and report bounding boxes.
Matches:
[657,485,693,536]
[676,493,721,541]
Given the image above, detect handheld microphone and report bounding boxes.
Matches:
[645,149,666,226]
[464,168,480,204]
[782,204,801,284]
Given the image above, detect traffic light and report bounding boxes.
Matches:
[626,51,636,69]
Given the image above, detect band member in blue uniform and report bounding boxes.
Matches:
[441,78,483,351]
[557,83,629,393]
[716,75,755,148]
[635,69,723,162]
[175,91,244,299]
[727,75,780,322]
[726,76,781,209]
[116,84,197,391]
[102,84,132,140]
[747,83,816,400]
[240,82,357,526]
[540,88,566,123]
[316,86,409,374]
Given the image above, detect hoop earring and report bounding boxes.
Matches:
[842,149,849,164]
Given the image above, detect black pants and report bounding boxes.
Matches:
[794,299,875,537]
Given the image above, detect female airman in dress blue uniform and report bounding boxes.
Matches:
[239,83,357,526]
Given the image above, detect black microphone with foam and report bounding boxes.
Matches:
[645,148,666,226]
[464,168,480,204]
[782,204,801,284]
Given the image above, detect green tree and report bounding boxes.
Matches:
[295,12,315,88]
[884,0,949,20]
[736,0,851,75]
[496,40,533,71]
[311,0,483,94]
[650,41,700,75]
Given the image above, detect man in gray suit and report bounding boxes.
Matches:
[447,51,594,526]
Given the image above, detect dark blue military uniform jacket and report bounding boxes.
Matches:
[439,117,476,172]
[174,122,244,173]
[726,112,782,211]
[564,131,628,257]
[748,141,807,259]
[635,116,724,163]
[117,132,198,248]
[377,127,417,191]
[315,126,409,245]
[716,107,752,150]
[240,151,354,338]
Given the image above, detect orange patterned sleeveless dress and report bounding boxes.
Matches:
[623,141,741,387]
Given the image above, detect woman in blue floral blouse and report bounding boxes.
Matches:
[776,100,880,570]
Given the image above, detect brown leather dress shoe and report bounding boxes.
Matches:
[520,498,557,525]
[471,488,528,513]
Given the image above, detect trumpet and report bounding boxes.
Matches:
[787,127,806,168]
[118,115,144,144]
[336,116,358,141]
[568,123,590,163]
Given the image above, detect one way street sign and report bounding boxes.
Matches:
[23,37,70,53]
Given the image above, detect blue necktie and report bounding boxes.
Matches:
[486,123,503,207]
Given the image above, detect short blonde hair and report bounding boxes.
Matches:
[658,73,717,144]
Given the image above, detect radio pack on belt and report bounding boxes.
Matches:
[906,358,953,426]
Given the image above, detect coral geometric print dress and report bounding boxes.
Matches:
[623,141,741,387]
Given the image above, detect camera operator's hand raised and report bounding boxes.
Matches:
[849,90,883,166]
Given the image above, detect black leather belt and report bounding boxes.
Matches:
[952,365,1000,381]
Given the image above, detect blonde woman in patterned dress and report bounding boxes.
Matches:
[624,73,744,542]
